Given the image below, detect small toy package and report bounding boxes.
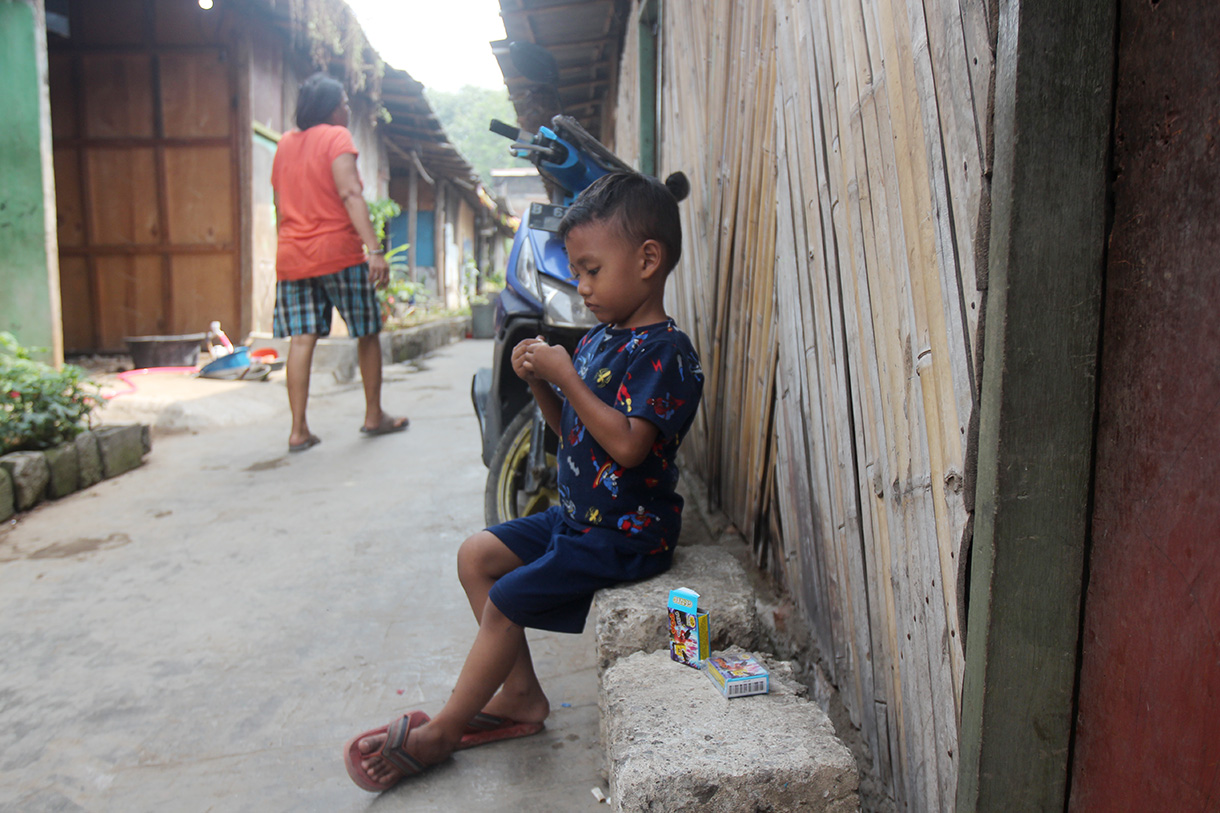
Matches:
[705,653,770,698]
[667,587,709,668]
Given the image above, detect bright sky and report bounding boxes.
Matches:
[342,0,508,92]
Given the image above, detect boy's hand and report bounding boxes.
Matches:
[521,338,573,385]
[511,336,545,381]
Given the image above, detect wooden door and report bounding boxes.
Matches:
[1069,1,1220,809]
[50,0,239,353]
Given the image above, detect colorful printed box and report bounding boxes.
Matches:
[667,587,709,668]
[704,653,770,698]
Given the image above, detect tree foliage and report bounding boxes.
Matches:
[426,86,521,186]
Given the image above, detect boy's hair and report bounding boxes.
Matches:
[558,171,688,273]
[296,72,345,131]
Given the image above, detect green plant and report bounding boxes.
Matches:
[367,197,402,246]
[0,332,100,454]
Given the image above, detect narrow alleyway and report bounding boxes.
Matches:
[0,339,607,812]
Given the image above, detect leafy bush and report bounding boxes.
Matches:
[367,197,401,246]
[0,332,100,454]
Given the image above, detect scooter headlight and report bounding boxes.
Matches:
[541,276,597,328]
[515,236,543,302]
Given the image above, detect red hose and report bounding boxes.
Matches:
[103,366,198,400]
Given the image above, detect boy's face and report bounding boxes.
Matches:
[565,219,662,329]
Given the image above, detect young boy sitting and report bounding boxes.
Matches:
[344,171,703,792]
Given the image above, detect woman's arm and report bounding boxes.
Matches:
[331,152,389,286]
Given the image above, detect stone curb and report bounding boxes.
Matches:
[0,466,12,521]
[0,452,49,512]
[0,425,150,523]
[601,649,861,813]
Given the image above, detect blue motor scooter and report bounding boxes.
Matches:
[471,114,638,524]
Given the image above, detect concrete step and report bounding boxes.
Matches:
[600,649,860,812]
[592,543,861,812]
[592,544,759,672]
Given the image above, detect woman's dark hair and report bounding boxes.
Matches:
[558,171,688,273]
[295,72,345,130]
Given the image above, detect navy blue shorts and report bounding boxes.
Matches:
[486,506,673,634]
[273,264,381,338]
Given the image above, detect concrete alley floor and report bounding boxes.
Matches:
[0,339,610,812]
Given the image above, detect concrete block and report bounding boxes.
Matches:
[601,650,860,813]
[593,545,759,672]
[0,466,13,522]
[95,424,148,479]
[43,442,80,499]
[74,431,103,488]
[383,317,470,365]
[0,451,50,511]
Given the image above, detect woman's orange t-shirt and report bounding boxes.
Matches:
[271,124,368,280]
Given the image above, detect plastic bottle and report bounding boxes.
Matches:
[208,321,234,357]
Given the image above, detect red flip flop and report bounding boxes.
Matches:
[343,710,431,792]
[457,712,545,750]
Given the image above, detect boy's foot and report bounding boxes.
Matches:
[344,712,452,792]
[457,689,550,749]
[479,687,550,727]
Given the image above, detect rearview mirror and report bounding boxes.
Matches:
[510,41,559,86]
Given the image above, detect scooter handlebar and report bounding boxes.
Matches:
[489,119,522,141]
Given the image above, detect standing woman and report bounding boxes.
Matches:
[272,72,408,452]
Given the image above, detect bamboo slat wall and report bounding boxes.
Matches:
[614,1,994,809]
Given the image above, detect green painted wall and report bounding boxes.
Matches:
[0,0,59,363]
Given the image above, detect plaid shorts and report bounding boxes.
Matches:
[273,264,381,338]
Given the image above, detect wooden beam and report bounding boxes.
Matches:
[515,0,614,17]
[956,0,1116,809]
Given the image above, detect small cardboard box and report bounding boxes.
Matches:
[705,653,770,698]
[667,587,709,668]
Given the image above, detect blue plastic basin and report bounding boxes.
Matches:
[199,346,251,375]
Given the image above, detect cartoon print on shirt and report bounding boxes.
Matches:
[688,353,704,381]
[568,416,586,448]
[617,330,648,355]
[591,450,622,498]
[595,368,613,388]
[566,455,581,479]
[617,506,660,535]
[585,507,602,524]
[647,392,685,421]
[559,483,576,517]
[616,383,632,413]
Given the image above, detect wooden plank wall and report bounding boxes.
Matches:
[50,0,242,353]
[615,1,994,809]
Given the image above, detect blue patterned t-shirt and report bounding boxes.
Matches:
[556,318,704,555]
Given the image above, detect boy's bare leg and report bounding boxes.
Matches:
[455,531,550,723]
[355,600,530,786]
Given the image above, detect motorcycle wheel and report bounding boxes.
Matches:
[484,405,558,526]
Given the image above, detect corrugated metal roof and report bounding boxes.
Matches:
[379,68,480,192]
[493,0,629,141]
